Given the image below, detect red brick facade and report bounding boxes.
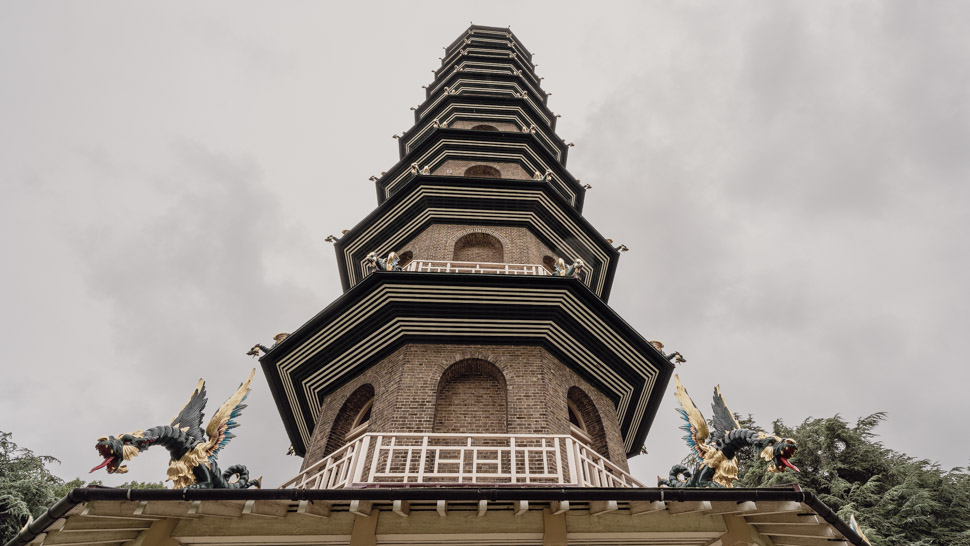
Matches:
[303,343,629,471]
[398,224,558,267]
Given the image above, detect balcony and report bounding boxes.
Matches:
[403,259,549,276]
[280,433,645,489]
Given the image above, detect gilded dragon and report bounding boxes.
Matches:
[659,375,799,488]
[90,370,260,489]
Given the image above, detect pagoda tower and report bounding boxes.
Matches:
[262,25,675,488]
[7,25,872,546]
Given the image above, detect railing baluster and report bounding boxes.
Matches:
[510,436,517,484]
[417,435,429,483]
[279,433,643,489]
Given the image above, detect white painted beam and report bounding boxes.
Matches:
[392,500,410,518]
[589,500,618,516]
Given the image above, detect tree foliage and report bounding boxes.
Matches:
[0,432,64,544]
[0,432,165,545]
[739,413,970,546]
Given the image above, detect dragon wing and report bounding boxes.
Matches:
[170,379,208,444]
[672,374,709,463]
[203,369,255,462]
[709,384,742,443]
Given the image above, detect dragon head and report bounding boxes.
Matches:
[758,434,799,473]
[90,431,148,475]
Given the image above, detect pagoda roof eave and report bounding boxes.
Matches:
[260,272,673,459]
[6,486,869,546]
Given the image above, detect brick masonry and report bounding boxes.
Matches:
[397,223,558,268]
[431,159,531,180]
[448,119,521,132]
[303,343,629,472]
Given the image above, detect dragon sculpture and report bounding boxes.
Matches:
[659,375,799,488]
[366,251,402,272]
[553,257,585,278]
[90,370,260,489]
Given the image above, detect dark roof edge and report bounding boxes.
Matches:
[6,486,866,546]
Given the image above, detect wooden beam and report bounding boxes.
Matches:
[296,499,330,518]
[187,501,243,518]
[542,508,567,546]
[514,500,529,516]
[707,501,757,515]
[666,500,711,515]
[719,514,764,546]
[549,500,569,515]
[61,520,151,533]
[242,499,287,518]
[589,500,618,516]
[349,500,373,517]
[748,501,804,514]
[437,500,448,517]
[477,499,487,517]
[134,501,197,519]
[628,500,664,516]
[392,500,410,518]
[126,519,179,546]
[754,524,836,538]
[80,501,158,520]
[744,513,820,525]
[766,537,846,546]
[349,512,378,546]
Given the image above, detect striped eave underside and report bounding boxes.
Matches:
[382,139,578,208]
[404,104,563,162]
[272,282,661,455]
[342,184,613,297]
[428,64,547,104]
[417,83,551,127]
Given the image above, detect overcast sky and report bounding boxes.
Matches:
[2,2,968,488]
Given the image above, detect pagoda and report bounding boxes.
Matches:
[7,25,870,546]
[262,24,671,488]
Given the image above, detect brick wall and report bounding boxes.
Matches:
[397,224,557,266]
[303,343,629,472]
[449,119,521,132]
[431,159,531,180]
[432,359,507,433]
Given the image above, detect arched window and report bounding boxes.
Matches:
[463,165,501,178]
[324,384,375,456]
[433,359,507,434]
[542,255,557,273]
[470,124,500,132]
[453,232,504,263]
[567,387,609,458]
[346,399,373,442]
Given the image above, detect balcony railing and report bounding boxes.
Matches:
[280,433,645,489]
[403,259,549,276]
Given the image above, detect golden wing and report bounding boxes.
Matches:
[203,369,255,462]
[672,374,709,462]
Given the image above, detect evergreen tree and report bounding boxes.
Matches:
[0,432,64,544]
[739,414,970,546]
[0,431,165,544]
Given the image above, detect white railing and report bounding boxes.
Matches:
[282,433,645,489]
[280,436,371,490]
[403,259,549,276]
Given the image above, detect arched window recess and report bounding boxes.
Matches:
[344,398,373,442]
[567,399,592,444]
